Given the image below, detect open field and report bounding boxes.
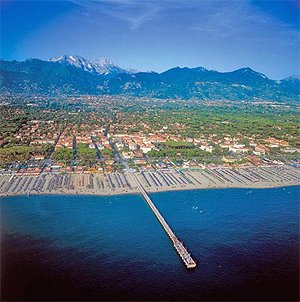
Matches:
[0,165,299,197]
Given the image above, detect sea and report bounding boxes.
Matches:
[1,186,299,301]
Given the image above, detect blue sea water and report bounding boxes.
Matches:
[1,186,299,301]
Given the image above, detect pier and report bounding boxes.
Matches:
[130,173,196,269]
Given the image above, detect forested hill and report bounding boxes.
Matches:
[1,57,299,101]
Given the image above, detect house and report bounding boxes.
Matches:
[134,159,147,165]
[222,156,238,163]
[122,151,134,159]
[253,145,270,156]
[281,147,299,153]
[128,143,138,151]
[64,166,73,172]
[51,163,64,169]
[141,146,152,154]
[96,166,104,173]
[247,155,262,166]
[229,144,250,154]
[200,144,214,153]
[134,150,144,158]
[105,159,115,165]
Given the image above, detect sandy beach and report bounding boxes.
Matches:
[0,165,299,198]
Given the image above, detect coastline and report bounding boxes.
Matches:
[1,165,299,198]
[1,183,299,199]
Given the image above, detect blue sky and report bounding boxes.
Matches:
[1,0,299,79]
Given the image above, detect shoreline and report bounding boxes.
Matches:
[1,165,299,199]
[1,182,299,199]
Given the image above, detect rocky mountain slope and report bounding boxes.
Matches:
[0,55,299,101]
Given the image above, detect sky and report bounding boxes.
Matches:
[1,0,299,79]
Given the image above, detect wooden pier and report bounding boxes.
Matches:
[130,173,196,269]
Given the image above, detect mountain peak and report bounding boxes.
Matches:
[49,54,96,72]
[235,67,268,79]
[1,57,299,101]
[93,57,115,66]
[284,75,300,81]
[236,67,256,73]
[48,54,130,75]
[49,54,84,63]
[195,66,208,72]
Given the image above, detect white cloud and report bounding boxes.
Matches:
[189,0,299,46]
[70,0,162,29]
[69,0,299,45]
[69,0,221,29]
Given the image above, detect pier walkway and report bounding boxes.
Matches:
[130,173,196,269]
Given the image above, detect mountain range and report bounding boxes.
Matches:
[0,55,299,101]
[48,55,133,75]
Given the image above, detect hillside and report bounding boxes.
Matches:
[0,56,299,101]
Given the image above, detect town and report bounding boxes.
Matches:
[0,94,299,195]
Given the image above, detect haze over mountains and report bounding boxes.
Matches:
[0,55,299,101]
